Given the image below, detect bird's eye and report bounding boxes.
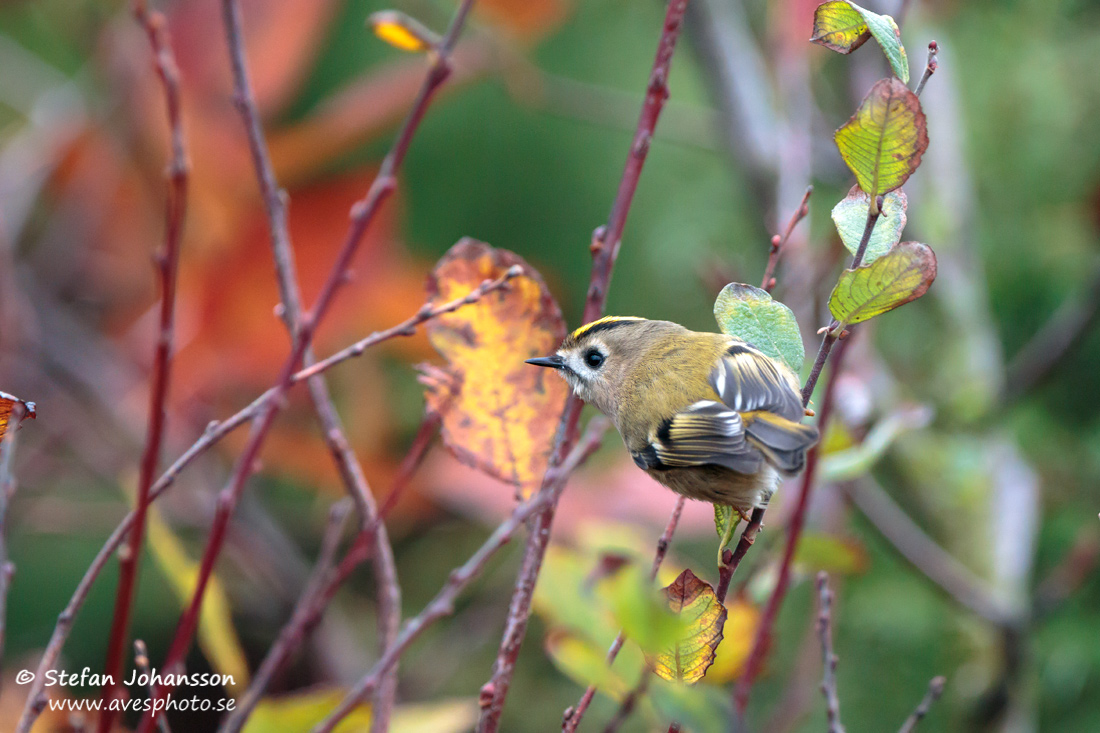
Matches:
[584,349,605,369]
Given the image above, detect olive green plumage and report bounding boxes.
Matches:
[526,317,819,516]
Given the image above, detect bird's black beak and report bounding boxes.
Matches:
[525,355,564,369]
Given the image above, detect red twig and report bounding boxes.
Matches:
[220,0,402,725]
[761,186,813,293]
[734,335,851,716]
[131,3,476,722]
[562,496,686,732]
[477,3,692,730]
[312,419,610,733]
[98,4,189,729]
[219,414,440,732]
[15,280,491,733]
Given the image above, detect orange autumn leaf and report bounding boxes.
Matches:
[421,239,567,498]
[0,391,36,443]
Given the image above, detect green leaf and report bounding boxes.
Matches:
[810,1,871,53]
[714,505,739,566]
[828,241,937,327]
[714,283,805,373]
[834,78,927,203]
[847,2,909,82]
[831,186,907,264]
[647,570,727,684]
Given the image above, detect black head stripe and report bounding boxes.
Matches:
[574,319,636,340]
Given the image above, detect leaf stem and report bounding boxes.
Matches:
[913,41,939,98]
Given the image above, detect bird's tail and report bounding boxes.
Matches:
[743,412,819,475]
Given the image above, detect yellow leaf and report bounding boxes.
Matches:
[648,570,726,684]
[704,599,760,684]
[810,1,871,54]
[146,511,248,694]
[422,239,568,498]
[368,10,440,53]
[834,77,927,204]
[828,241,937,327]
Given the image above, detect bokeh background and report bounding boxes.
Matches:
[1,0,1099,731]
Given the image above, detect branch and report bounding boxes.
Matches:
[561,496,686,732]
[219,415,439,733]
[913,41,939,99]
[762,185,813,293]
[600,673,650,733]
[16,277,505,733]
[734,335,852,715]
[134,640,172,733]
[816,573,845,733]
[135,3,479,712]
[477,3,691,729]
[311,419,610,733]
[99,4,189,728]
[0,401,30,679]
[220,0,401,725]
[898,676,947,733]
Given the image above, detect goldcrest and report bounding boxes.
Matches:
[526,317,818,516]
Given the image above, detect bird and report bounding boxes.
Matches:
[526,316,818,518]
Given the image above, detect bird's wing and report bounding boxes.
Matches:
[710,342,804,421]
[633,400,763,474]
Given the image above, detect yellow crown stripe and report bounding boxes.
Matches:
[570,316,644,340]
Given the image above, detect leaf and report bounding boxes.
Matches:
[0,390,35,443]
[146,510,248,694]
[847,2,909,82]
[648,570,727,684]
[831,186,908,264]
[422,239,568,498]
[834,78,927,204]
[810,1,871,54]
[705,599,760,683]
[713,284,805,373]
[828,241,938,327]
[545,631,632,702]
[793,532,869,575]
[714,505,738,566]
[368,10,441,53]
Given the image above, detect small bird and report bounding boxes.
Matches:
[526,317,818,517]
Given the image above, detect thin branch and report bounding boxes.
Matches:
[478,3,691,729]
[16,276,505,733]
[134,640,172,733]
[815,573,845,733]
[137,7,481,709]
[220,0,401,725]
[562,496,686,732]
[99,4,189,729]
[898,676,947,733]
[913,42,938,99]
[762,185,813,293]
[219,415,439,733]
[0,401,29,682]
[311,419,611,733]
[844,478,1018,626]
